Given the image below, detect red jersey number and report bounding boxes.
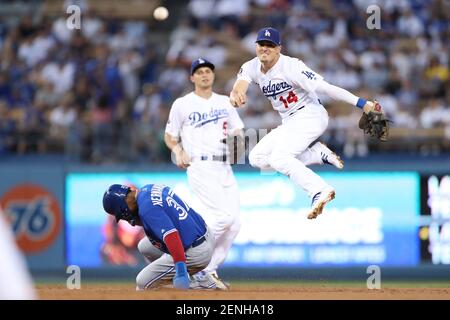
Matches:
[223,121,228,136]
[279,91,298,109]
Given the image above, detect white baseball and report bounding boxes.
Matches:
[153,6,169,21]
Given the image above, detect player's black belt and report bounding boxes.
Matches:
[200,155,227,162]
[288,105,305,116]
[191,234,206,248]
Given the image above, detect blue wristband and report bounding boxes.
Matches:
[175,261,187,276]
[356,98,367,109]
[173,261,190,290]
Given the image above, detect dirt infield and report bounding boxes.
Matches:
[36,282,450,300]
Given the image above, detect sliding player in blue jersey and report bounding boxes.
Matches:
[102,183,216,290]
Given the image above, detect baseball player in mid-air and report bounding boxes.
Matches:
[102,183,218,290]
[230,27,385,219]
[165,58,244,290]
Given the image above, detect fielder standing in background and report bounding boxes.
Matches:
[165,58,245,290]
[230,27,385,220]
[102,183,217,290]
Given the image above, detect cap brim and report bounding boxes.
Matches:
[191,63,215,75]
[256,39,279,46]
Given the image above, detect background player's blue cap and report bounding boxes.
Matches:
[190,58,215,75]
[256,27,281,46]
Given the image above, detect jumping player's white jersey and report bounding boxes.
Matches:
[166,92,244,159]
[238,54,324,119]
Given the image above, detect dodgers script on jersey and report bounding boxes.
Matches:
[166,92,244,159]
[136,184,207,252]
[238,54,324,119]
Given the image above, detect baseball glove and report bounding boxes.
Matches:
[358,102,391,142]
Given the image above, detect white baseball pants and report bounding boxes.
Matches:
[249,105,332,198]
[187,161,240,274]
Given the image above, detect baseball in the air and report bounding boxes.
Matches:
[153,6,169,21]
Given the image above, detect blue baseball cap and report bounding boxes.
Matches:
[190,58,215,75]
[256,27,281,46]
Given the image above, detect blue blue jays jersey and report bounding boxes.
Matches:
[136,184,207,253]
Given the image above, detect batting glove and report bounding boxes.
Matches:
[173,262,190,290]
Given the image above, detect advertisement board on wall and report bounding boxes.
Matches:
[0,166,65,270]
[66,171,420,268]
[420,174,450,265]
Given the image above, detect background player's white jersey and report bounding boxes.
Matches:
[238,54,324,119]
[166,92,244,159]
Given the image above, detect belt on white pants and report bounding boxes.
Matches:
[191,155,227,162]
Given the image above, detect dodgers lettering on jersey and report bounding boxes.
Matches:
[238,54,324,119]
[137,184,207,253]
[188,108,229,128]
[261,80,293,98]
[166,92,244,159]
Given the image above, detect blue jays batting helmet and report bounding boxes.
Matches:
[102,184,136,225]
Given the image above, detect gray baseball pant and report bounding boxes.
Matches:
[135,228,214,290]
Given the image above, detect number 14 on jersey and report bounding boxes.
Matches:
[279,91,298,108]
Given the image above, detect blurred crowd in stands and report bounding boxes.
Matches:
[0,0,449,163]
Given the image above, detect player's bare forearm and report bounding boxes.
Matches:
[164,133,180,152]
[229,80,249,107]
[164,133,190,169]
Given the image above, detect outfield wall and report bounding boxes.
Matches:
[1,155,449,280]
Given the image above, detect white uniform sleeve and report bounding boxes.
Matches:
[236,60,255,84]
[165,99,183,138]
[289,58,324,93]
[227,104,245,132]
[315,79,359,106]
